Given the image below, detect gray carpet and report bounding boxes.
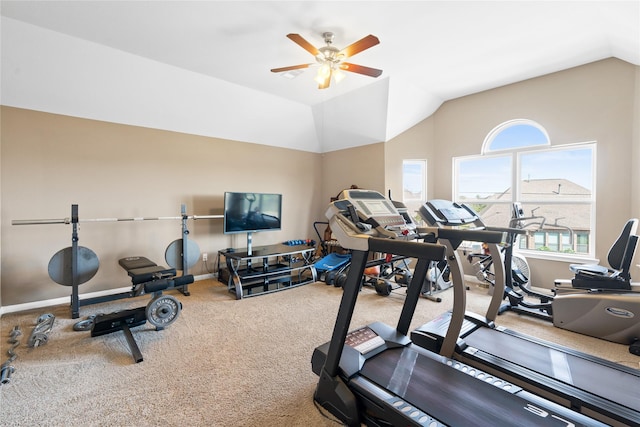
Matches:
[1,279,637,426]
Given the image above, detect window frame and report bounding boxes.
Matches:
[453,120,596,262]
[402,159,428,226]
[482,118,550,155]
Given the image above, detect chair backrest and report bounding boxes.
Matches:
[607,218,639,270]
[619,235,639,280]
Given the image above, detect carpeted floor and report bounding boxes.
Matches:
[0,279,637,426]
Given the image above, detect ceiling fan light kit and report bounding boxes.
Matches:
[271,31,382,89]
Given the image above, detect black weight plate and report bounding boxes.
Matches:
[146,295,181,328]
[165,239,200,270]
[48,246,99,286]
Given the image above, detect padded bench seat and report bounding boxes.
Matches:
[119,256,177,285]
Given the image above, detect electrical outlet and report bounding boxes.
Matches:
[202,253,208,262]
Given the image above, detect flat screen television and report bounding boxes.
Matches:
[224,191,282,234]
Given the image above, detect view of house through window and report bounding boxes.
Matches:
[402,159,427,225]
[454,119,595,256]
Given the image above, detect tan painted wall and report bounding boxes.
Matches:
[2,58,638,308]
[385,58,639,288]
[1,107,322,306]
[320,143,386,204]
[633,65,640,218]
[384,116,436,202]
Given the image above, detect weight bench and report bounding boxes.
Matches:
[120,256,180,295]
[90,256,194,363]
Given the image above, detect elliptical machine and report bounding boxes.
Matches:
[495,203,555,320]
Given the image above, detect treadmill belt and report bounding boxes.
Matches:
[361,347,575,426]
[463,327,640,410]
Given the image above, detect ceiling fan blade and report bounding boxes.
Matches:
[286,33,319,56]
[270,64,312,73]
[339,34,380,58]
[339,63,383,78]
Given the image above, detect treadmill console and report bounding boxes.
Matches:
[337,189,416,238]
[392,200,418,232]
[339,189,404,225]
[345,326,386,355]
[326,190,418,252]
[420,199,479,226]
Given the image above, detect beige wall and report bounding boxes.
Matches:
[320,143,386,204]
[384,116,436,202]
[633,65,640,217]
[385,58,639,288]
[1,107,323,306]
[2,58,639,308]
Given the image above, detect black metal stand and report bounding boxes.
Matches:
[179,204,191,296]
[70,204,80,319]
[91,307,147,363]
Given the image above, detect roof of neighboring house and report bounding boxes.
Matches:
[462,178,591,232]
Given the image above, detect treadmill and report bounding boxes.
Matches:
[312,191,605,426]
[411,199,640,427]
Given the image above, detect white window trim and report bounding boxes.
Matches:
[482,118,550,155]
[455,128,597,261]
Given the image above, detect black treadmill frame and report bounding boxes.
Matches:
[411,199,640,426]
[314,237,445,425]
[313,235,605,426]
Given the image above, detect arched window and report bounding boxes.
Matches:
[454,119,595,257]
[482,119,550,154]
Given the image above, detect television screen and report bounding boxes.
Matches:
[223,192,282,234]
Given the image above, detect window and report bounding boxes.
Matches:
[576,233,589,253]
[403,159,427,225]
[483,120,549,153]
[454,119,595,257]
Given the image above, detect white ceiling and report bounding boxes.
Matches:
[1,1,639,152]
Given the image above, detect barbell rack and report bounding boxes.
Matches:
[12,204,223,318]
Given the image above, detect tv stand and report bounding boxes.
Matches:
[218,243,317,299]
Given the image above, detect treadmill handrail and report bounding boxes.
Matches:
[418,200,508,323]
[421,226,506,245]
[321,238,446,379]
[485,225,527,236]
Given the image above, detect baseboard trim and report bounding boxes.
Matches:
[0,274,217,316]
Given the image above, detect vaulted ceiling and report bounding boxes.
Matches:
[2,1,639,152]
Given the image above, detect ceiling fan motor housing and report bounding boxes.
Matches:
[317,32,343,67]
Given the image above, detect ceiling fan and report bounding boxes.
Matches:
[271,32,382,89]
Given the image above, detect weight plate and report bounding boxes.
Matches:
[73,318,94,331]
[48,246,99,286]
[375,280,392,296]
[37,313,55,324]
[146,295,181,328]
[335,273,348,288]
[325,270,337,285]
[164,239,200,270]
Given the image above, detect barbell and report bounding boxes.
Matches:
[12,213,223,226]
